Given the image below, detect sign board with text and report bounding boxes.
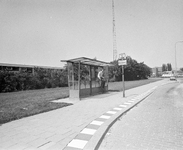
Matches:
[118,59,127,66]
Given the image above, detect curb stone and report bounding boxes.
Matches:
[64,86,157,150]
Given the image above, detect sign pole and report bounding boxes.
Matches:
[122,65,125,97]
[119,53,126,98]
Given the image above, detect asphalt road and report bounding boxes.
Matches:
[99,79,183,150]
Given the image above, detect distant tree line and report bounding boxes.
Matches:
[0,56,152,93]
[0,67,68,93]
[108,56,152,81]
[162,63,172,72]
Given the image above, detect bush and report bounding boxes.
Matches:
[0,71,17,92]
[0,67,68,93]
[109,56,151,81]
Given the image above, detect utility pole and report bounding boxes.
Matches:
[112,0,117,61]
[175,41,183,74]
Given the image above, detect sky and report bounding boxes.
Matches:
[0,0,183,69]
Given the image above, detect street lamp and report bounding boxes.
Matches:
[175,41,183,74]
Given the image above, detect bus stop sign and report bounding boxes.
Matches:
[118,59,127,66]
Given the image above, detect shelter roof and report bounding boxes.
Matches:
[61,57,113,67]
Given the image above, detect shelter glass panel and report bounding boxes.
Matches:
[80,64,90,89]
[67,62,79,90]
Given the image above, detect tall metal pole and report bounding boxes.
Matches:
[112,0,117,61]
[175,41,183,74]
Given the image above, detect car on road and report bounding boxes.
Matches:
[170,76,177,81]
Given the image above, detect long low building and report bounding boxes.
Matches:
[0,63,63,74]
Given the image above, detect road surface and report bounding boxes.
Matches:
[99,79,183,150]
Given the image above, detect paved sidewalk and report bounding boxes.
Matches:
[0,79,169,150]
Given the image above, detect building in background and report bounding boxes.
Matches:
[0,63,63,74]
[151,67,163,77]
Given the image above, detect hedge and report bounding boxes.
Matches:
[0,68,68,93]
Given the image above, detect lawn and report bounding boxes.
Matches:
[108,78,162,91]
[0,78,161,124]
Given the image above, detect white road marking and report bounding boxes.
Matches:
[99,115,111,119]
[80,128,96,135]
[119,104,127,107]
[90,120,104,126]
[113,107,122,111]
[67,139,88,149]
[124,102,131,105]
[106,111,117,114]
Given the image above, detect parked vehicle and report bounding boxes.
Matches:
[170,76,177,81]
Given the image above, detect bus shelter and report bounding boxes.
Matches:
[61,57,112,100]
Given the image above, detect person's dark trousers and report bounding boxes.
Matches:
[101,79,105,93]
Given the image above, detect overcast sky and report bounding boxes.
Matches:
[0,0,183,68]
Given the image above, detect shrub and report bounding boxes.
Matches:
[0,67,68,93]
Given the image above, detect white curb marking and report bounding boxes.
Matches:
[119,104,127,107]
[113,107,122,111]
[124,102,131,105]
[81,128,96,135]
[100,115,111,119]
[67,139,88,149]
[106,111,117,114]
[90,120,104,126]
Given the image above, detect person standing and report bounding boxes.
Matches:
[98,69,105,92]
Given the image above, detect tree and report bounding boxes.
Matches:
[162,64,167,72]
[167,63,172,71]
[180,68,183,72]
[108,56,151,81]
[108,60,121,81]
[124,56,138,80]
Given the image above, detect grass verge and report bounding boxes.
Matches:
[108,78,162,91]
[0,78,161,124]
